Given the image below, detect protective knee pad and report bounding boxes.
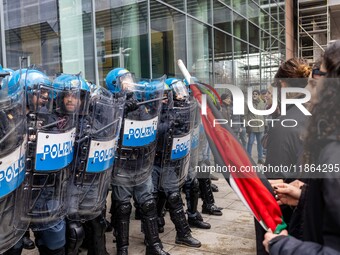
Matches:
[117,202,132,218]
[167,192,181,209]
[141,199,157,216]
[66,221,85,255]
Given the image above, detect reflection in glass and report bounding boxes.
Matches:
[214,30,233,85]
[234,38,248,89]
[233,12,248,42]
[187,0,211,24]
[187,18,212,84]
[95,1,150,84]
[213,1,232,33]
[150,1,186,77]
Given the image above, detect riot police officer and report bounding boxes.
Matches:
[182,90,212,229]
[64,73,124,255]
[0,67,28,255]
[107,68,169,255]
[22,69,80,255]
[152,78,201,248]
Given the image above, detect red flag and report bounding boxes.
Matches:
[191,84,286,233]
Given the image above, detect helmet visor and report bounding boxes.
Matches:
[172,80,189,100]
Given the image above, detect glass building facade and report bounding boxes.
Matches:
[0,0,286,90]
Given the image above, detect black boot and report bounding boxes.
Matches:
[188,212,211,229]
[114,202,132,255]
[167,192,201,248]
[87,214,109,255]
[199,178,223,216]
[185,178,211,229]
[23,230,35,250]
[211,183,219,192]
[141,199,169,255]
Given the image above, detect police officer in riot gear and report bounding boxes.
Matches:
[152,78,201,248]
[107,68,169,255]
[65,73,124,255]
[22,69,81,255]
[0,67,28,255]
[182,94,211,229]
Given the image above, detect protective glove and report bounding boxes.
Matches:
[125,96,138,112]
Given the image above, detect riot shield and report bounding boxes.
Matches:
[112,76,165,187]
[24,78,79,231]
[68,86,124,221]
[156,100,197,190]
[187,99,200,181]
[0,74,28,253]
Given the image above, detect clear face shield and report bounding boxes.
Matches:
[56,89,81,114]
[171,80,189,101]
[117,72,137,92]
[27,85,54,113]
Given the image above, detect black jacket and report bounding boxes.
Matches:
[269,138,340,255]
[265,104,308,180]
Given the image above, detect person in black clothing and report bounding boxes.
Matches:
[254,58,311,255]
[263,39,340,255]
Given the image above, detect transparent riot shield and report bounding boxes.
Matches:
[68,87,124,221]
[0,75,28,253]
[187,99,200,181]
[112,76,165,187]
[24,81,79,231]
[157,100,197,190]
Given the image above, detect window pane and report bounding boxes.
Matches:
[150,1,186,77]
[187,18,212,84]
[4,0,60,75]
[234,38,249,88]
[213,1,232,34]
[249,46,260,88]
[248,1,260,25]
[95,1,150,84]
[162,0,184,11]
[233,0,247,17]
[233,12,248,42]
[249,22,260,48]
[214,29,233,84]
[187,0,212,24]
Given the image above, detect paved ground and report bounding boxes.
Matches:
[23,173,257,255]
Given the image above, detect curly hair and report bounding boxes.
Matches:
[303,40,340,164]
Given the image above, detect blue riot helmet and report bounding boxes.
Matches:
[0,68,26,157]
[0,66,14,97]
[52,74,89,114]
[0,69,21,108]
[105,67,132,93]
[9,69,52,112]
[165,78,189,102]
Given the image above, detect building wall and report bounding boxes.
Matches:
[0,0,286,88]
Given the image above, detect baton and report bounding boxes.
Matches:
[136,96,167,105]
